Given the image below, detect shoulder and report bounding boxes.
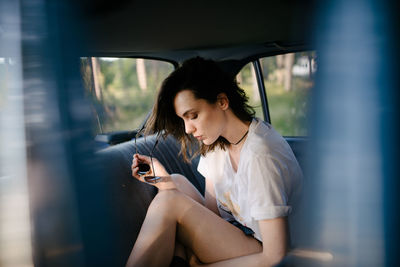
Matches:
[197,147,226,179]
[246,118,290,157]
[199,147,225,163]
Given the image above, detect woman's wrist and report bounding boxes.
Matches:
[152,159,170,177]
[152,176,177,190]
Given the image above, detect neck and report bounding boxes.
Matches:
[221,111,251,147]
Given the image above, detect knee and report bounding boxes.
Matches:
[164,174,201,200]
[171,174,204,205]
[149,189,190,220]
[146,189,181,220]
[157,188,181,199]
[170,173,188,185]
[151,189,182,211]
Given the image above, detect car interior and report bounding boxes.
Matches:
[79,1,314,265]
[1,0,398,267]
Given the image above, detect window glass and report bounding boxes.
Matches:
[236,63,263,119]
[80,58,174,133]
[0,57,15,108]
[260,51,316,136]
[0,58,7,108]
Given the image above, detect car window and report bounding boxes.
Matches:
[236,63,264,119]
[0,58,7,105]
[260,51,316,136]
[80,58,174,133]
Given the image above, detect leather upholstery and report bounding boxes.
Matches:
[95,134,205,265]
[94,134,306,265]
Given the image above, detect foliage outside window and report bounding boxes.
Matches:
[260,51,316,136]
[236,63,263,119]
[80,58,174,133]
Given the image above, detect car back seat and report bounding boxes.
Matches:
[93,134,204,266]
[93,134,306,266]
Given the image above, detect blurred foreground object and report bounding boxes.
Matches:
[1,0,105,266]
[282,0,399,266]
[1,0,399,266]
[0,1,33,266]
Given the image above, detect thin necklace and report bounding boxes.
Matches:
[230,130,249,145]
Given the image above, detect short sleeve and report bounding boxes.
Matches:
[248,154,292,220]
[197,155,209,178]
[197,149,225,182]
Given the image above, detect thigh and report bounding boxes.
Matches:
[169,190,262,264]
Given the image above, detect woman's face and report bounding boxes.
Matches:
[174,90,227,145]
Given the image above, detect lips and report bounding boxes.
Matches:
[194,135,203,141]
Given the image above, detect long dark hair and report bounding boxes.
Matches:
[145,57,255,162]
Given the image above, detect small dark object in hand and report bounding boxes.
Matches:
[144,175,162,184]
[138,163,150,175]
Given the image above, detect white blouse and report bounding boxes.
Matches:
[197,118,303,242]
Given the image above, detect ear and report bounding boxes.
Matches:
[217,93,229,110]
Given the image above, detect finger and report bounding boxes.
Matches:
[133,154,140,160]
[138,156,152,165]
[131,165,137,173]
[131,166,139,177]
[136,154,151,161]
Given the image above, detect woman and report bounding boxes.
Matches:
[126,57,302,267]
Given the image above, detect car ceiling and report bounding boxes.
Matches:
[80,0,315,63]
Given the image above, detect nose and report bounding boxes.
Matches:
[184,120,195,135]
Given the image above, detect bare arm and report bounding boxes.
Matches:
[204,178,220,216]
[191,217,288,267]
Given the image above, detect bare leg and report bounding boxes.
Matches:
[126,189,262,266]
[170,174,204,261]
[126,190,178,267]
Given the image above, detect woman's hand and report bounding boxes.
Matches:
[131,154,169,178]
[131,154,175,190]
